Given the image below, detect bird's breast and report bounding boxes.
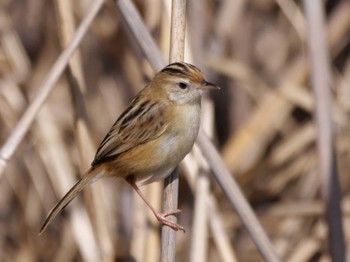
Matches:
[165,102,201,161]
[137,103,200,184]
[117,102,201,185]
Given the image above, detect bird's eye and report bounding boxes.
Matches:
[178,82,189,89]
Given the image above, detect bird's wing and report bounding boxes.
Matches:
[92,97,167,166]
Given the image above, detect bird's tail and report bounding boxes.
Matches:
[39,166,107,234]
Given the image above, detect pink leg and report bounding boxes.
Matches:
[126,176,185,232]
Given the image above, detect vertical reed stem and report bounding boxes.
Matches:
[303,0,345,260]
[161,1,187,262]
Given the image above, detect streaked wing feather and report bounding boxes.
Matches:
[92,96,167,166]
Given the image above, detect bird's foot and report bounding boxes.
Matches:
[155,209,185,232]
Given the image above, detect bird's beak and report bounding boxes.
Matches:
[198,80,220,91]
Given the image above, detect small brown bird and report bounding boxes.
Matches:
[40,62,218,233]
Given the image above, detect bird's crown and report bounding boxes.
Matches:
[159,62,205,83]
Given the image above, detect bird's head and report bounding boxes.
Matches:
[153,62,219,104]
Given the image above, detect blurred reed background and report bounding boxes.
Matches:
[0,0,350,261]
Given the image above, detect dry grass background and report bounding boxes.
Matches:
[0,0,350,261]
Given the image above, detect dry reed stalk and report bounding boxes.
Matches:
[144,182,162,262]
[286,237,321,262]
[207,196,238,262]
[267,199,350,217]
[266,152,316,195]
[129,191,148,261]
[183,151,239,262]
[269,123,315,167]
[114,0,165,71]
[189,98,213,262]
[53,224,78,262]
[54,0,114,260]
[205,56,269,101]
[0,11,31,82]
[190,170,209,262]
[35,107,99,262]
[196,131,280,261]
[161,1,187,261]
[220,1,350,177]
[0,0,104,177]
[0,1,104,260]
[275,0,306,42]
[303,0,345,260]
[22,31,99,261]
[216,0,245,41]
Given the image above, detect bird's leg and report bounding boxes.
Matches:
[126,176,185,232]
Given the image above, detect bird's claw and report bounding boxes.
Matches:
[155,209,185,232]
